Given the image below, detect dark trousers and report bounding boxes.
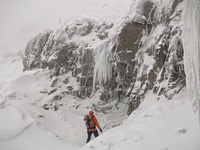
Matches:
[86,130,99,143]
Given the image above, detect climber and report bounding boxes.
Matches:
[83,110,103,143]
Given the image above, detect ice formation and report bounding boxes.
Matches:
[93,41,112,90]
[182,0,200,123]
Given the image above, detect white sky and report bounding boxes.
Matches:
[0,0,95,48]
[0,0,132,53]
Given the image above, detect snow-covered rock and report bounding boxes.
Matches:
[23,0,185,115]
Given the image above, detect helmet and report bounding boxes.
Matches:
[83,114,90,121]
[89,110,94,116]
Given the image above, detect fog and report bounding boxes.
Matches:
[0,0,131,53]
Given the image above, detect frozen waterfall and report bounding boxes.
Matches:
[182,0,200,124]
[93,41,112,91]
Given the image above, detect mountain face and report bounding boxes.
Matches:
[23,0,185,115]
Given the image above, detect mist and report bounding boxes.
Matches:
[0,0,131,54]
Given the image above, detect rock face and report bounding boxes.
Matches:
[23,0,186,115]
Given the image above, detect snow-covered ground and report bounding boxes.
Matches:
[0,59,199,150]
[0,0,200,150]
[81,91,200,150]
[0,70,199,150]
[0,68,128,150]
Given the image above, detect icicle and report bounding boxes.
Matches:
[92,34,119,93]
[93,41,112,91]
[182,0,200,125]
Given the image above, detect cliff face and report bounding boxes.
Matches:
[23,0,185,114]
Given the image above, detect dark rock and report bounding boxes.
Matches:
[43,104,49,110]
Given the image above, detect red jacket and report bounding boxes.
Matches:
[91,115,101,129]
[87,115,101,132]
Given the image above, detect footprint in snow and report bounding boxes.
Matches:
[178,128,187,134]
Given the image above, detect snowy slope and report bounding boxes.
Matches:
[0,69,128,149]
[0,54,23,84]
[0,104,80,150]
[0,79,199,150]
[80,91,200,150]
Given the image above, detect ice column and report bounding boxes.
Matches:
[182,0,200,124]
[93,41,112,91]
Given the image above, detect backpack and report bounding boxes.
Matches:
[85,116,96,130]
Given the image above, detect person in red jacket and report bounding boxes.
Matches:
[84,110,103,143]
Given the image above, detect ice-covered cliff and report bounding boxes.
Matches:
[23,0,186,115]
